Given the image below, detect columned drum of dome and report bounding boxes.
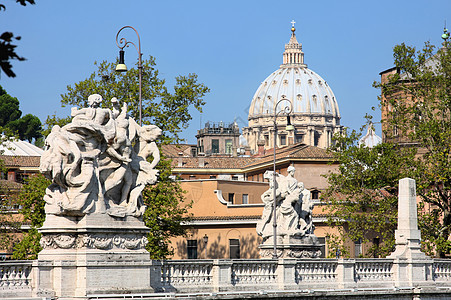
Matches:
[243,24,342,153]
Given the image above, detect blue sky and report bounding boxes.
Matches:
[1,0,450,143]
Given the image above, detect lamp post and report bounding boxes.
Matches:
[115,26,143,126]
[272,98,294,259]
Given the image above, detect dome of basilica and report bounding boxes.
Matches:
[243,23,342,153]
[248,67,340,119]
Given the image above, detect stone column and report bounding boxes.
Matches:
[212,260,233,292]
[336,259,356,289]
[388,178,433,287]
[276,259,297,290]
[388,178,425,259]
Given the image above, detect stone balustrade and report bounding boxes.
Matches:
[0,260,33,298]
[1,258,451,298]
[433,259,451,282]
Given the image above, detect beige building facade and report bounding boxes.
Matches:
[166,143,346,259]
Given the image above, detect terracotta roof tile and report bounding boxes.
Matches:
[0,156,41,168]
[191,215,261,221]
[244,144,334,168]
[0,179,23,191]
[168,143,334,170]
[161,144,195,157]
[172,156,258,169]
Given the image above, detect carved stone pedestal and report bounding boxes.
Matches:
[259,234,322,258]
[33,214,158,298]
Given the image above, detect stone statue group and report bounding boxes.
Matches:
[256,166,315,244]
[40,94,161,218]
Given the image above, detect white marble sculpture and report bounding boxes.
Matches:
[40,94,161,218]
[256,166,315,243]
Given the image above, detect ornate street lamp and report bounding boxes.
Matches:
[115,26,143,126]
[272,98,294,259]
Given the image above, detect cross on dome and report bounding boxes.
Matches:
[291,20,296,28]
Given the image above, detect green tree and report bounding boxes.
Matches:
[375,32,451,257]
[0,85,42,142]
[12,174,49,259]
[0,0,35,78]
[323,124,415,258]
[60,58,209,144]
[6,113,42,142]
[0,85,22,127]
[326,32,451,258]
[59,57,207,258]
[0,181,22,256]
[143,154,192,259]
[13,56,207,259]
[41,114,72,137]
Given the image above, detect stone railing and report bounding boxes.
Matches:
[2,258,451,297]
[432,259,451,282]
[295,259,337,283]
[160,260,213,292]
[156,258,451,293]
[0,260,33,298]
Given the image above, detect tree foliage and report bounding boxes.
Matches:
[0,0,35,78]
[12,174,49,259]
[0,181,21,255]
[324,123,415,258]
[326,34,451,258]
[143,153,192,259]
[0,85,22,127]
[13,57,206,259]
[7,113,42,142]
[0,85,42,142]
[375,34,451,257]
[60,58,209,144]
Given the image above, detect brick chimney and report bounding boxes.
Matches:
[198,152,205,167]
[177,152,184,167]
[245,146,251,156]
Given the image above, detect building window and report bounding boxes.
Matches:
[354,238,362,257]
[264,135,269,146]
[280,135,286,145]
[212,139,219,154]
[242,194,248,204]
[225,139,233,154]
[187,240,198,259]
[228,193,234,204]
[231,175,239,180]
[209,175,216,179]
[229,239,240,259]
[311,190,320,200]
[295,134,303,144]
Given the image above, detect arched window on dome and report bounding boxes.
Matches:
[324,96,330,113]
[312,95,318,110]
[296,79,301,85]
